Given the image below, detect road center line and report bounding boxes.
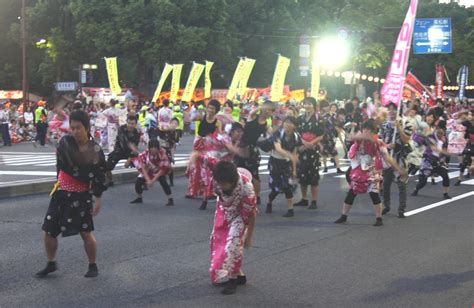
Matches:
[404,191,474,217]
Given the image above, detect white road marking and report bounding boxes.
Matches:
[461,179,474,185]
[404,191,474,217]
[8,158,58,166]
[0,151,55,155]
[434,171,460,183]
[0,171,57,176]
[322,166,349,176]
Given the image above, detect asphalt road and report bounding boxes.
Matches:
[1,163,473,307]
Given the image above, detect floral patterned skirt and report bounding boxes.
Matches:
[42,190,94,238]
[268,157,293,192]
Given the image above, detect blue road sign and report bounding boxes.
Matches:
[413,18,452,54]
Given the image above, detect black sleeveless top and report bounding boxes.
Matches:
[241,118,267,146]
[198,114,217,137]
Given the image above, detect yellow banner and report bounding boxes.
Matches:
[105,57,121,95]
[152,63,173,103]
[169,64,183,103]
[204,61,214,98]
[181,62,204,102]
[226,58,246,100]
[290,89,305,101]
[270,55,291,102]
[238,58,256,96]
[311,61,320,99]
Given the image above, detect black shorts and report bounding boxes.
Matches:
[42,190,94,238]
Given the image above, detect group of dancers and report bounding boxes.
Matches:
[35,95,473,295]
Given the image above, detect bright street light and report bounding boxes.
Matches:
[314,37,349,68]
[82,64,98,70]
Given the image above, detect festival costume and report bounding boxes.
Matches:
[414,133,450,190]
[102,106,126,152]
[48,111,70,144]
[447,118,467,155]
[41,135,107,238]
[106,124,140,171]
[297,113,324,186]
[321,112,339,157]
[145,112,160,142]
[132,148,172,196]
[158,106,173,128]
[268,129,301,200]
[234,118,267,180]
[459,121,474,175]
[379,118,413,214]
[344,136,385,205]
[343,112,363,156]
[210,168,256,284]
[186,131,232,198]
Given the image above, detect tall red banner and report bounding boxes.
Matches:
[381,0,418,106]
[435,64,444,98]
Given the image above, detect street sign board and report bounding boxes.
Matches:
[413,18,452,54]
[81,70,87,84]
[55,82,78,92]
[299,34,311,75]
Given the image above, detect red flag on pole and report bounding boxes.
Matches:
[404,71,436,106]
[435,64,445,98]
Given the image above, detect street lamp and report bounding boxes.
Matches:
[314,37,349,68]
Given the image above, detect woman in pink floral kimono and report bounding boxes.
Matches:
[186,100,223,208]
[209,161,257,295]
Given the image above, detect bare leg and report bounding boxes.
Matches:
[80,232,97,264]
[334,155,341,169]
[300,185,308,200]
[253,179,261,199]
[286,198,294,210]
[373,203,383,218]
[44,233,58,262]
[310,185,319,202]
[342,203,352,215]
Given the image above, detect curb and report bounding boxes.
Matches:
[0,166,187,199]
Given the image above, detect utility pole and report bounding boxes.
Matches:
[21,0,28,108]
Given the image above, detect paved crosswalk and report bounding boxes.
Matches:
[1,152,472,185]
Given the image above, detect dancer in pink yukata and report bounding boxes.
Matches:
[334,119,407,227]
[209,161,257,295]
